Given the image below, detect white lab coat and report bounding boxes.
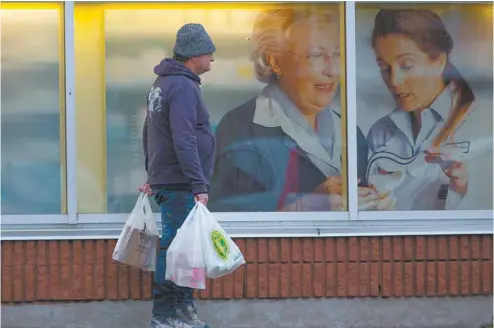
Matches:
[366,84,493,211]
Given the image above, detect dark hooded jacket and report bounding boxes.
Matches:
[143,58,215,194]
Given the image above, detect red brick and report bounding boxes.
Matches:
[291,263,302,297]
[348,263,359,297]
[258,263,268,298]
[371,237,380,261]
[13,241,24,266]
[404,262,414,296]
[337,261,347,296]
[13,266,24,302]
[292,238,302,262]
[38,241,48,266]
[325,263,336,297]
[48,241,59,265]
[416,237,426,260]
[325,238,335,262]
[84,240,94,264]
[106,262,118,300]
[37,265,49,300]
[449,261,459,296]
[280,263,290,298]
[2,265,13,302]
[426,262,436,296]
[84,264,94,299]
[72,241,84,266]
[404,236,414,261]
[471,261,481,295]
[358,263,370,297]
[246,239,257,262]
[69,264,86,300]
[223,272,234,299]
[471,235,481,260]
[96,240,106,265]
[268,239,279,262]
[234,239,246,256]
[142,272,153,299]
[392,237,403,261]
[93,263,105,299]
[268,263,280,298]
[2,242,13,266]
[460,236,470,260]
[382,237,392,261]
[449,236,459,260]
[280,238,291,263]
[370,262,380,297]
[314,238,324,262]
[302,263,312,298]
[427,237,437,260]
[360,237,370,262]
[482,260,492,295]
[336,238,346,262]
[49,265,61,300]
[394,263,403,297]
[302,238,314,262]
[481,235,492,260]
[461,262,470,296]
[349,237,358,262]
[212,276,223,299]
[437,262,448,296]
[234,265,245,299]
[129,267,141,299]
[61,241,71,266]
[257,238,268,263]
[25,241,36,267]
[313,263,325,297]
[437,236,448,260]
[246,263,257,298]
[416,262,425,296]
[117,264,129,299]
[25,260,36,301]
[60,265,71,300]
[382,263,392,297]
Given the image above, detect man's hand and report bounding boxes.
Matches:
[138,183,153,196]
[195,193,209,205]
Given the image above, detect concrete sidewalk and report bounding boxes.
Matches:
[1,297,493,328]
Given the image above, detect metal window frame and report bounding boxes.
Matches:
[1,1,492,241]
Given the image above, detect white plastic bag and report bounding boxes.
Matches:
[112,193,159,271]
[197,202,245,279]
[165,204,207,289]
[166,202,245,289]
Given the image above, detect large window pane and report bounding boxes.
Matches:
[1,4,64,214]
[356,3,493,211]
[104,3,348,213]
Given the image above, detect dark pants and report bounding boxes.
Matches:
[151,189,196,319]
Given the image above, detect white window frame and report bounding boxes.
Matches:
[1,1,492,241]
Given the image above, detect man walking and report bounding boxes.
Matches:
[140,23,216,328]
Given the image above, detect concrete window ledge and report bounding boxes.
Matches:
[1,297,493,328]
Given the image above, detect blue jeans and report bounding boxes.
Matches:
[151,189,196,319]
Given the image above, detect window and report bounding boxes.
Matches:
[1,3,65,215]
[100,3,348,214]
[355,3,493,212]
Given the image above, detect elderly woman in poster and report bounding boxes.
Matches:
[209,7,393,212]
[363,9,493,211]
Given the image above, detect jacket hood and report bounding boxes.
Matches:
[153,58,201,84]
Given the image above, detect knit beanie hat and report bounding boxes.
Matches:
[173,23,216,59]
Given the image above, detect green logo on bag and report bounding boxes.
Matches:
[211,230,229,261]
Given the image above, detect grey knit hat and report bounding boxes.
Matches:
[173,23,216,59]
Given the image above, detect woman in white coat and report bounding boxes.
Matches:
[365,9,493,211]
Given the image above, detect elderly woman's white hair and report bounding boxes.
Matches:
[250,7,339,83]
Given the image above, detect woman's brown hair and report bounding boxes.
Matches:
[371,9,475,147]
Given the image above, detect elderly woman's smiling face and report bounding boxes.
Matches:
[274,17,340,116]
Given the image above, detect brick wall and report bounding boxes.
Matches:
[1,235,492,303]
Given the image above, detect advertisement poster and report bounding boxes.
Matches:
[355,4,493,211]
[104,4,354,213]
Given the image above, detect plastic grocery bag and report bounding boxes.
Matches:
[197,202,245,279]
[112,193,159,271]
[165,204,207,289]
[166,202,245,288]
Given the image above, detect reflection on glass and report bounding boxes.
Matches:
[356,5,493,211]
[104,9,264,213]
[1,9,62,214]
